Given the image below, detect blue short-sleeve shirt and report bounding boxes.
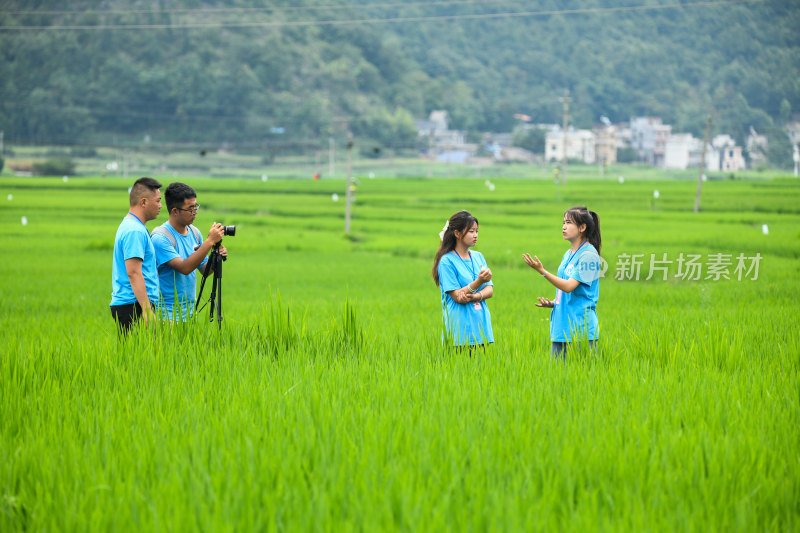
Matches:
[438,250,494,345]
[110,216,160,306]
[152,223,207,321]
[550,243,600,342]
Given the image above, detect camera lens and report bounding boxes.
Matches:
[223,225,236,236]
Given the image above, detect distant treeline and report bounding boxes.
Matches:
[1,0,798,150]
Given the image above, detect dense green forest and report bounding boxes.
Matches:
[0,0,798,150]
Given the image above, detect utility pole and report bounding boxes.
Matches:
[560,89,570,186]
[114,134,120,177]
[427,128,434,178]
[446,142,451,177]
[694,114,712,213]
[345,133,354,233]
[329,136,335,177]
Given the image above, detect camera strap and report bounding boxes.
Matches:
[151,224,202,250]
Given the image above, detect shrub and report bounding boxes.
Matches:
[617,147,640,163]
[512,127,546,153]
[32,157,75,176]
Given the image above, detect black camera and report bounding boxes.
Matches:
[223,225,236,236]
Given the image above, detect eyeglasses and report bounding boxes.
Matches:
[177,204,200,214]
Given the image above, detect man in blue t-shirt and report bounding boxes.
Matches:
[152,182,227,321]
[110,177,163,332]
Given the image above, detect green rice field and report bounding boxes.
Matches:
[1,171,798,531]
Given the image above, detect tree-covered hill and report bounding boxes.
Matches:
[1,0,797,149]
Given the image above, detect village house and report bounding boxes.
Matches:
[415,110,467,152]
[786,120,800,146]
[664,133,748,171]
[545,127,596,164]
[593,125,618,165]
[746,127,768,167]
[615,123,633,150]
[631,116,672,166]
[664,134,704,170]
[707,134,746,172]
[413,111,751,171]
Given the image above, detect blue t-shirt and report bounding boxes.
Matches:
[438,250,494,346]
[152,223,207,321]
[110,216,160,306]
[550,243,600,342]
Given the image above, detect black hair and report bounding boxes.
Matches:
[564,206,601,255]
[129,177,162,207]
[164,182,197,213]
[432,210,479,286]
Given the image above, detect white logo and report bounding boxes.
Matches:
[575,249,607,282]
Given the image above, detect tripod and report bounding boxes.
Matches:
[196,242,225,328]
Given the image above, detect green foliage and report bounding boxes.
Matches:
[0,156,4,174]
[512,127,546,153]
[352,107,418,150]
[0,1,798,148]
[766,132,794,169]
[31,157,75,176]
[779,98,792,123]
[617,147,641,163]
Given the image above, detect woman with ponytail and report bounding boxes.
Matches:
[522,206,603,357]
[432,210,494,347]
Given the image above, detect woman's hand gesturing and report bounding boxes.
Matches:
[522,253,545,275]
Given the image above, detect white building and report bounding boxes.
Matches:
[616,124,633,150]
[416,110,449,136]
[664,132,748,171]
[786,121,800,146]
[545,128,596,164]
[709,145,746,172]
[664,134,704,169]
[706,135,746,171]
[631,117,672,166]
[415,110,467,151]
[746,127,768,167]
[593,125,618,165]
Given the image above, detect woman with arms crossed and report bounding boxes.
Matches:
[432,210,494,348]
[523,206,602,357]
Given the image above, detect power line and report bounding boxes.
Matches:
[2,99,357,127]
[0,0,772,31]
[3,100,276,122]
[3,135,423,150]
[1,0,519,16]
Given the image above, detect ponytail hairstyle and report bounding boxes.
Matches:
[564,206,601,255]
[432,210,479,286]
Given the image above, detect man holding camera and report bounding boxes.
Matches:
[110,177,163,332]
[151,182,228,321]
